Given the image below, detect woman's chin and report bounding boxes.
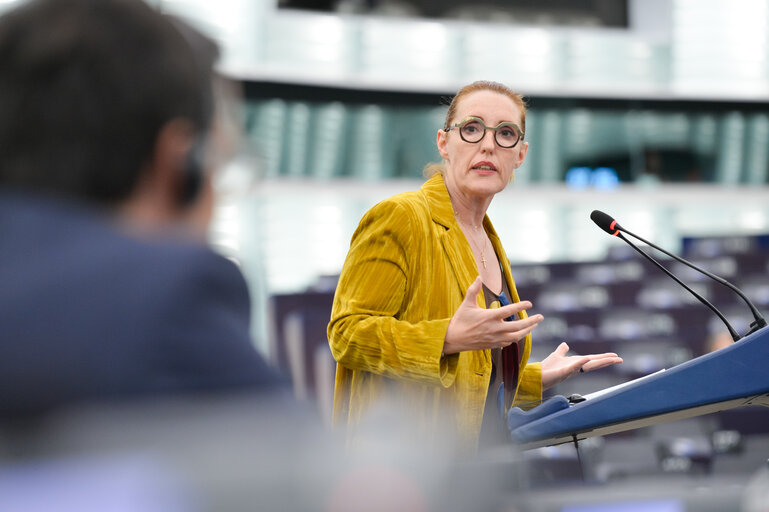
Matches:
[467,176,508,197]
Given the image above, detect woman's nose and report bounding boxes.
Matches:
[479,129,496,150]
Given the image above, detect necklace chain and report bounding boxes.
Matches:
[454,210,489,269]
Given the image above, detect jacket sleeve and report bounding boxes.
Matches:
[513,362,542,409]
[328,199,458,387]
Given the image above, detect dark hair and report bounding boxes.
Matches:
[0,0,219,204]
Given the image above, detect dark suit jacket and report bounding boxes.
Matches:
[0,190,284,417]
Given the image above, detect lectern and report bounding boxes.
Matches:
[510,327,769,450]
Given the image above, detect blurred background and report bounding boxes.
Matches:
[123,0,769,352]
[2,0,767,509]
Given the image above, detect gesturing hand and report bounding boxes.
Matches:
[443,277,544,355]
[541,342,623,390]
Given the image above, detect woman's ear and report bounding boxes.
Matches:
[514,141,529,169]
[436,128,449,161]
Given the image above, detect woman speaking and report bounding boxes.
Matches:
[328,81,622,451]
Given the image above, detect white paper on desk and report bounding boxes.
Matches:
[582,369,667,401]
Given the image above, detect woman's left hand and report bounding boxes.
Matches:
[540,342,623,390]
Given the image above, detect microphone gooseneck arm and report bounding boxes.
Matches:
[618,226,767,336]
[614,229,740,341]
[614,231,741,341]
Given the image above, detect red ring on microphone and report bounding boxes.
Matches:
[609,220,619,236]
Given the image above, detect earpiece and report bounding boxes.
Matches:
[180,137,205,206]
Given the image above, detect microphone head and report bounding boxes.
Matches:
[590,210,621,236]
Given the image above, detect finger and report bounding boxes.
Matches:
[572,355,591,371]
[493,301,533,320]
[554,354,591,375]
[496,313,543,334]
[461,277,483,307]
[584,352,620,359]
[582,353,622,366]
[583,356,624,372]
[555,342,570,357]
[499,321,542,346]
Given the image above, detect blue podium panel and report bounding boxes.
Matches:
[510,327,769,450]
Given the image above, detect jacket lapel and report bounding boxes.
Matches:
[486,222,526,320]
[421,174,483,307]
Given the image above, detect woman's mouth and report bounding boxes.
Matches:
[472,162,497,174]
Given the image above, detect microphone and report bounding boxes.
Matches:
[591,210,766,337]
[591,209,621,237]
[590,210,767,341]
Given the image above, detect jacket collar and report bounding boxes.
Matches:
[421,172,497,235]
[421,173,481,305]
[420,173,515,308]
[421,172,456,229]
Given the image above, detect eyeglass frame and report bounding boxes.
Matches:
[444,116,525,149]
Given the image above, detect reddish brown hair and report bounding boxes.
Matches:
[443,80,527,135]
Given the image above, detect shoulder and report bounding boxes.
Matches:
[133,238,250,313]
[360,187,431,231]
[124,240,275,384]
[343,188,435,269]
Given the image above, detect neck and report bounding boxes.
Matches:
[115,200,208,242]
[118,190,178,229]
[444,175,489,228]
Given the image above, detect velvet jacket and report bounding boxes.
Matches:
[328,173,542,450]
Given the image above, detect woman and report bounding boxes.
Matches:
[328,81,622,451]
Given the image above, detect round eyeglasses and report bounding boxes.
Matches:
[444,116,524,149]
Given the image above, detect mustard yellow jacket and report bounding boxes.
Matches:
[328,173,542,450]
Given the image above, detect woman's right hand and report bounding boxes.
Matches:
[443,277,543,355]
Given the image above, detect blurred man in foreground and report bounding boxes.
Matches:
[0,0,283,418]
